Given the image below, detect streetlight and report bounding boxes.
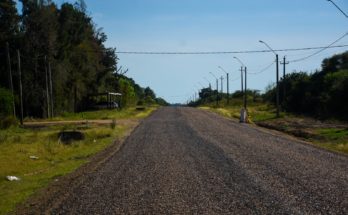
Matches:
[218,66,230,104]
[233,57,247,111]
[259,40,280,118]
[209,72,219,106]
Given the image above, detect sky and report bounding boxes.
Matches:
[36,0,348,103]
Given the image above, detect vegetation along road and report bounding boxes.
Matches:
[20,107,348,214]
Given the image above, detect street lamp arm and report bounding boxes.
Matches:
[233,56,246,67]
[203,77,211,84]
[259,40,277,56]
[218,66,228,75]
[209,72,218,80]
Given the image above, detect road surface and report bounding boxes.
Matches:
[24,107,348,214]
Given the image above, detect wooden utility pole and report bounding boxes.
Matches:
[220,76,224,94]
[280,56,289,104]
[216,79,219,106]
[48,59,53,117]
[244,67,247,110]
[240,66,243,93]
[17,50,23,125]
[226,73,229,104]
[44,56,50,118]
[6,42,16,117]
[276,54,280,118]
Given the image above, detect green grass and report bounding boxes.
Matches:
[0,107,157,214]
[199,99,283,123]
[25,106,158,122]
[199,99,348,155]
[314,128,348,154]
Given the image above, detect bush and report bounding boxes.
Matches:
[0,88,14,118]
[0,116,18,129]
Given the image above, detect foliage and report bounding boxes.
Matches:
[0,107,156,214]
[0,87,14,118]
[118,77,136,107]
[265,51,348,121]
[0,0,20,88]
[190,87,262,107]
[0,116,18,129]
[155,97,169,106]
[0,0,168,119]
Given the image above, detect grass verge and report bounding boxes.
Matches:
[0,107,156,214]
[199,101,283,123]
[200,102,348,155]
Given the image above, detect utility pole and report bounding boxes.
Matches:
[210,72,219,106]
[226,72,229,104]
[259,40,280,118]
[280,56,289,104]
[240,66,244,93]
[244,67,247,110]
[17,50,24,125]
[218,66,230,105]
[220,76,224,94]
[6,42,16,117]
[276,54,280,117]
[216,79,219,106]
[48,59,53,117]
[45,56,50,118]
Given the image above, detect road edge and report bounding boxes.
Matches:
[199,107,348,158]
[14,108,160,214]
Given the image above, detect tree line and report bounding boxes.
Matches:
[0,0,167,121]
[189,51,348,121]
[264,51,348,121]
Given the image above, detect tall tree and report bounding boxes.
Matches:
[0,0,20,88]
[20,0,58,117]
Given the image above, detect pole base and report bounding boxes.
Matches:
[240,108,248,123]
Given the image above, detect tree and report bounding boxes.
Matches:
[0,0,162,119]
[144,87,156,99]
[118,78,136,107]
[0,87,14,118]
[264,51,348,121]
[0,0,20,88]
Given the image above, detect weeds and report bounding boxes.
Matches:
[0,107,157,214]
[111,119,116,129]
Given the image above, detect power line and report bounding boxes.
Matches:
[230,76,241,82]
[248,61,275,75]
[327,0,348,18]
[115,44,348,55]
[290,32,348,63]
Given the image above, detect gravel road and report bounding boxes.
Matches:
[27,107,348,214]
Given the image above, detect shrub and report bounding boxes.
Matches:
[0,87,14,118]
[0,116,18,129]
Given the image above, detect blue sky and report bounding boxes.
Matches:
[44,0,348,102]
